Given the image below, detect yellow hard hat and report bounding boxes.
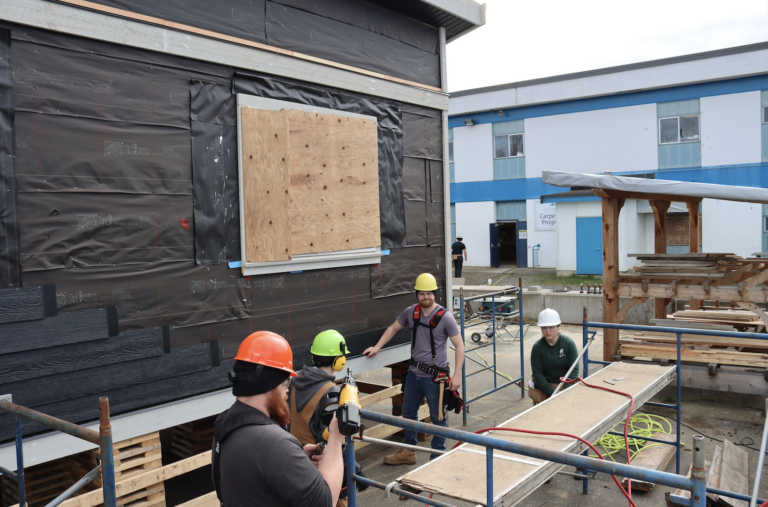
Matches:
[414,273,438,291]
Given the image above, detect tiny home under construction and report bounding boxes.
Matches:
[0,0,485,487]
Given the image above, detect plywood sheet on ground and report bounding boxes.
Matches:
[399,362,676,506]
[287,110,379,254]
[241,108,291,263]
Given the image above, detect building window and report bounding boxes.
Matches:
[449,139,454,162]
[763,105,768,124]
[494,134,524,158]
[659,115,700,144]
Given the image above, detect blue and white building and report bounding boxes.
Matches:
[448,42,768,275]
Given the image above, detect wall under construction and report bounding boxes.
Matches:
[0,0,448,443]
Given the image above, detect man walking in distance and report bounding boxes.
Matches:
[451,237,467,278]
[213,331,344,507]
[528,309,579,405]
[363,273,465,463]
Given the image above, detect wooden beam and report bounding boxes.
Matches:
[359,384,402,408]
[616,297,648,323]
[354,404,429,450]
[650,200,670,320]
[737,266,768,288]
[686,201,700,253]
[46,451,212,507]
[591,188,703,204]
[176,492,218,507]
[734,302,768,328]
[618,283,768,302]
[602,197,620,360]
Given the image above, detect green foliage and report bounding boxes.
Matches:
[528,273,603,287]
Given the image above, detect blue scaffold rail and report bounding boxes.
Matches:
[0,397,117,507]
[459,282,526,426]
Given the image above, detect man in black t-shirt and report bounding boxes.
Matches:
[451,237,467,277]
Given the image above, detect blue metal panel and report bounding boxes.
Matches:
[516,220,528,268]
[496,200,527,221]
[657,99,700,117]
[762,124,768,163]
[659,142,701,169]
[490,224,501,268]
[494,157,526,180]
[451,162,768,203]
[492,120,524,135]
[448,75,768,128]
[542,194,601,203]
[576,217,603,275]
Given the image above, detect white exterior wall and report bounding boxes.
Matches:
[455,201,495,267]
[525,199,557,268]
[700,91,763,166]
[524,104,658,178]
[449,48,768,116]
[555,201,603,275]
[702,199,762,257]
[453,123,493,182]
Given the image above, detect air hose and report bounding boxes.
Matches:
[591,413,679,462]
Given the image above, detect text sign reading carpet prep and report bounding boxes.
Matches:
[535,202,556,230]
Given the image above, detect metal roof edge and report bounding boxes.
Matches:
[450,41,768,97]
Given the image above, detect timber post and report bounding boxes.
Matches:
[687,201,701,310]
[602,197,620,361]
[650,200,671,319]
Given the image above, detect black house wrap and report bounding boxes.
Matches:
[0,0,448,443]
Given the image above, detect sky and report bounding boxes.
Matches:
[446,0,768,92]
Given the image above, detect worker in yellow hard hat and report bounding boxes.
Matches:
[528,308,579,405]
[363,273,465,464]
[212,331,344,507]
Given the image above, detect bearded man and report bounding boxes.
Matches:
[212,331,344,507]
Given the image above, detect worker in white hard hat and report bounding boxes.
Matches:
[528,308,579,405]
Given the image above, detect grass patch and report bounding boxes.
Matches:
[528,273,603,287]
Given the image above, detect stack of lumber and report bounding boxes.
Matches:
[72,432,165,507]
[619,331,768,367]
[628,253,745,277]
[1,458,73,507]
[172,416,216,459]
[668,310,763,328]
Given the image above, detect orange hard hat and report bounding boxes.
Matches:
[234,331,298,377]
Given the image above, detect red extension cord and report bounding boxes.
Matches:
[429,376,639,507]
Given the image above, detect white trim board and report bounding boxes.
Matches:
[236,95,381,276]
[0,0,449,111]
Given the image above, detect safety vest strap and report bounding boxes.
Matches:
[411,305,445,363]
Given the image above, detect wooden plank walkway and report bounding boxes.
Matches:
[398,362,676,506]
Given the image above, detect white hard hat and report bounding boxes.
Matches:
[537,308,561,327]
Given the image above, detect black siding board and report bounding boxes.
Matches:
[0,285,56,324]
[0,342,213,409]
[0,326,165,384]
[0,359,234,442]
[0,307,114,355]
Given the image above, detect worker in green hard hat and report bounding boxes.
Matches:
[289,329,350,446]
[288,330,367,507]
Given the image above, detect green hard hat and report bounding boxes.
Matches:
[311,330,350,357]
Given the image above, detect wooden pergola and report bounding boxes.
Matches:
[541,171,768,361]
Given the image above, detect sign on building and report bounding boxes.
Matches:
[535,202,556,230]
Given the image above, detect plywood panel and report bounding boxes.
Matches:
[287,110,379,255]
[241,108,291,263]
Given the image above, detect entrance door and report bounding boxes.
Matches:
[516,220,528,268]
[498,222,516,266]
[576,217,603,275]
[489,223,501,268]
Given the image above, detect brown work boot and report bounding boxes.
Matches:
[383,448,417,465]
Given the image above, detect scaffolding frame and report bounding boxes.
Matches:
[0,397,117,507]
[459,281,525,426]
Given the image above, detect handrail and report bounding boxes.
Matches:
[0,397,116,507]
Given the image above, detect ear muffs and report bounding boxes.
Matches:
[332,355,346,372]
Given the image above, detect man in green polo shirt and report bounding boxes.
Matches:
[528,308,579,405]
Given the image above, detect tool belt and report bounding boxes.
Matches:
[409,358,449,378]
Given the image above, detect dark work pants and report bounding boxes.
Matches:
[454,257,463,277]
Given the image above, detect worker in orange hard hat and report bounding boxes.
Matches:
[212,331,344,507]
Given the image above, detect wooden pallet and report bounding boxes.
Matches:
[1,458,74,507]
[71,432,165,507]
[171,416,216,459]
[619,339,768,367]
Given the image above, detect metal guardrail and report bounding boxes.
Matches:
[0,397,117,507]
[459,281,525,426]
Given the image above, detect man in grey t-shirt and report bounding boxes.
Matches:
[363,273,464,463]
